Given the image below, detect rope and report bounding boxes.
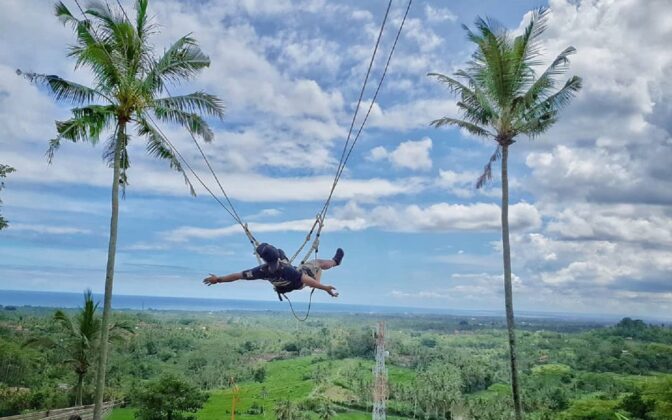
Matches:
[288,215,321,264]
[318,0,413,224]
[283,288,315,322]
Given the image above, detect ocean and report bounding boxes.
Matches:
[0,290,642,322]
[0,289,467,315]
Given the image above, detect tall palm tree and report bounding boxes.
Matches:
[20,1,224,417]
[25,290,131,406]
[0,164,15,230]
[429,8,581,419]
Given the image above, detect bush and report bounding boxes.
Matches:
[134,374,208,420]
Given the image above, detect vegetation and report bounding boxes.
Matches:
[20,1,224,417]
[429,8,582,419]
[0,164,15,230]
[23,290,131,406]
[3,306,672,419]
[134,374,208,420]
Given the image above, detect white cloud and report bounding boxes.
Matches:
[368,137,433,171]
[8,223,91,235]
[367,98,458,131]
[390,272,522,302]
[164,217,369,242]
[167,201,542,242]
[424,5,457,23]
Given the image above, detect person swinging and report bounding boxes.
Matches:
[203,243,343,299]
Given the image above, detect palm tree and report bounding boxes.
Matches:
[0,164,16,230]
[25,290,131,406]
[20,1,224,417]
[429,9,581,419]
[274,400,300,420]
[314,399,336,420]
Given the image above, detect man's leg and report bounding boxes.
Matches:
[316,248,344,270]
[316,259,336,271]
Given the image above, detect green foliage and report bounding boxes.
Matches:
[0,164,15,230]
[429,7,582,151]
[134,374,208,420]
[23,290,131,406]
[274,399,301,420]
[619,390,655,419]
[561,398,621,419]
[5,307,672,419]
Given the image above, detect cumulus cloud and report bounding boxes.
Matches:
[167,200,542,242]
[367,99,458,131]
[424,5,457,23]
[390,272,523,306]
[368,137,433,171]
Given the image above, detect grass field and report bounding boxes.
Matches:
[109,356,413,419]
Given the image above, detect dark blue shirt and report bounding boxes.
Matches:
[242,262,303,291]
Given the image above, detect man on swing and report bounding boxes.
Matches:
[203,243,343,298]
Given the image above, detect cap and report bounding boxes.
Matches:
[256,242,280,272]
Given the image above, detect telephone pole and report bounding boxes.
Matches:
[372,321,388,420]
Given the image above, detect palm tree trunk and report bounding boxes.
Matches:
[501,144,523,419]
[76,372,84,406]
[93,123,124,420]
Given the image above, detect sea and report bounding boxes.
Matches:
[0,289,465,315]
[0,289,637,322]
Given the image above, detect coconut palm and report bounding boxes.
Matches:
[20,1,224,417]
[314,399,336,420]
[25,290,131,406]
[275,400,300,420]
[0,164,15,230]
[428,8,581,419]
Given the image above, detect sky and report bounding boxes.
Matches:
[1,0,671,318]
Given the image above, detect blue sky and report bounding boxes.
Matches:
[1,0,671,318]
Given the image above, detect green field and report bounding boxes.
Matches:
[109,356,411,419]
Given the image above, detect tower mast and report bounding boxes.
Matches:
[373,321,388,420]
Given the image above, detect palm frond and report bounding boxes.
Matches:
[54,310,78,336]
[47,106,116,162]
[152,106,214,142]
[135,115,196,196]
[135,0,151,37]
[516,45,577,113]
[154,92,225,120]
[430,117,492,138]
[468,18,512,107]
[54,1,79,29]
[69,20,121,90]
[428,72,475,96]
[515,75,582,137]
[85,1,119,28]
[144,35,210,93]
[23,336,58,349]
[476,145,501,189]
[510,7,549,93]
[19,72,110,105]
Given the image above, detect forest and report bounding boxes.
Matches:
[1,301,671,419]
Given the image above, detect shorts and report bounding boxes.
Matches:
[298,260,321,279]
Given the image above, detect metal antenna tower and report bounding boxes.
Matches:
[372,321,388,420]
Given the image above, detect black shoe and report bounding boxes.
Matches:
[333,248,344,266]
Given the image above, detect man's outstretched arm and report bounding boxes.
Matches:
[203,272,244,286]
[301,274,339,297]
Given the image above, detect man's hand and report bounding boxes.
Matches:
[326,285,339,298]
[203,274,219,286]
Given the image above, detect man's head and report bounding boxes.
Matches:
[256,243,280,272]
